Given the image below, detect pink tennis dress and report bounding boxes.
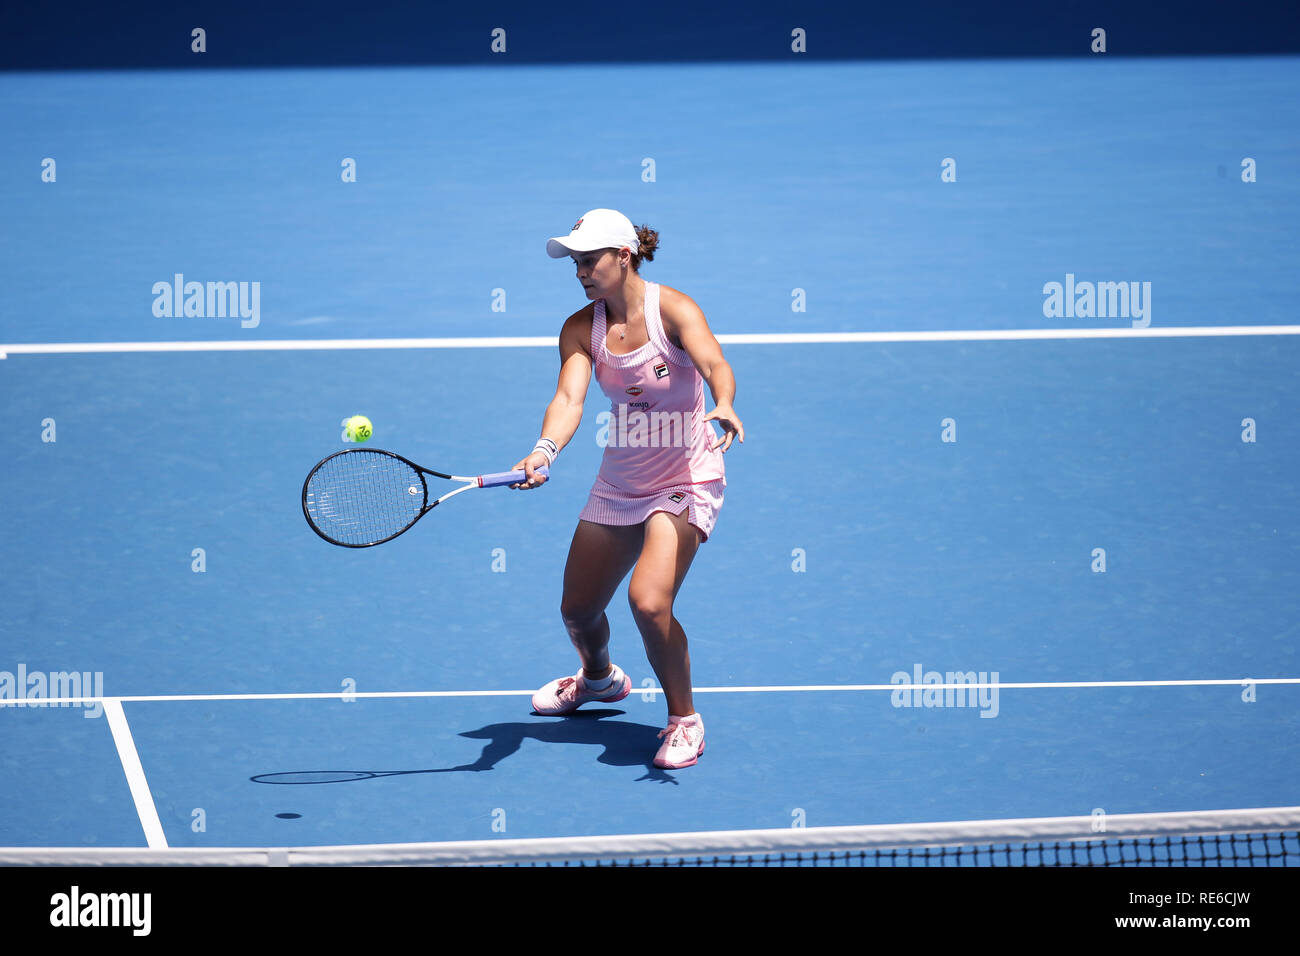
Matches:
[579,282,726,541]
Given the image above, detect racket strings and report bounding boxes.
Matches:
[304,451,425,546]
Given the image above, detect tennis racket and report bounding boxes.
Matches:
[302,448,548,548]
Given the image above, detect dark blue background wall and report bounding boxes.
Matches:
[2,0,1298,70]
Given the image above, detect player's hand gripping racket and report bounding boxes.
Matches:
[302,448,548,548]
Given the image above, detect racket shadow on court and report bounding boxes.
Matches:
[251,711,682,785]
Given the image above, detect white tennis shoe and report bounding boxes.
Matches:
[531,664,631,715]
[653,714,705,769]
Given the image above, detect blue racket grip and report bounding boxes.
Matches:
[479,464,549,488]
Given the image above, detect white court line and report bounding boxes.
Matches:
[3,324,1300,357]
[102,698,168,849]
[2,677,1297,707]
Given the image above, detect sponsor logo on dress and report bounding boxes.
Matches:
[668,492,686,503]
[625,385,643,396]
[653,361,669,379]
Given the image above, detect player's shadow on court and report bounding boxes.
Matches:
[251,711,681,785]
[455,711,677,782]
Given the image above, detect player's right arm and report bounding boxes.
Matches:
[511,306,594,487]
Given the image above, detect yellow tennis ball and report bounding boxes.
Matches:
[344,415,373,443]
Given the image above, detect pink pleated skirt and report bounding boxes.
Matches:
[579,476,726,542]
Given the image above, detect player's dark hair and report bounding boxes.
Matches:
[630,225,658,271]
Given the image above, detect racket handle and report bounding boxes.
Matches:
[479,464,549,488]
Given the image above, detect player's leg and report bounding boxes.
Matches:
[626,508,702,720]
[533,520,644,715]
[559,519,643,679]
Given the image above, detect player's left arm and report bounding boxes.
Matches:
[661,288,744,452]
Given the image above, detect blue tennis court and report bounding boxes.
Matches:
[2,26,1298,863]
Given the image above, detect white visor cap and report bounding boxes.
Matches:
[547,209,639,259]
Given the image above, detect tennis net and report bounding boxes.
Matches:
[2,806,1297,866]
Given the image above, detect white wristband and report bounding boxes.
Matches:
[532,437,558,465]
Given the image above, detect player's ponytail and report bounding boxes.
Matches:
[631,225,659,271]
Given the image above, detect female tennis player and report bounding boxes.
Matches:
[510,208,743,769]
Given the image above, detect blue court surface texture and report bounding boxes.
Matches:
[1,31,1298,853]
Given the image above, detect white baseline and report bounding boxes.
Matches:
[0,678,1296,707]
[3,324,1300,357]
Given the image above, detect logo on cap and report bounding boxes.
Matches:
[572,218,584,231]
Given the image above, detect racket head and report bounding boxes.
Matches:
[301,448,431,548]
